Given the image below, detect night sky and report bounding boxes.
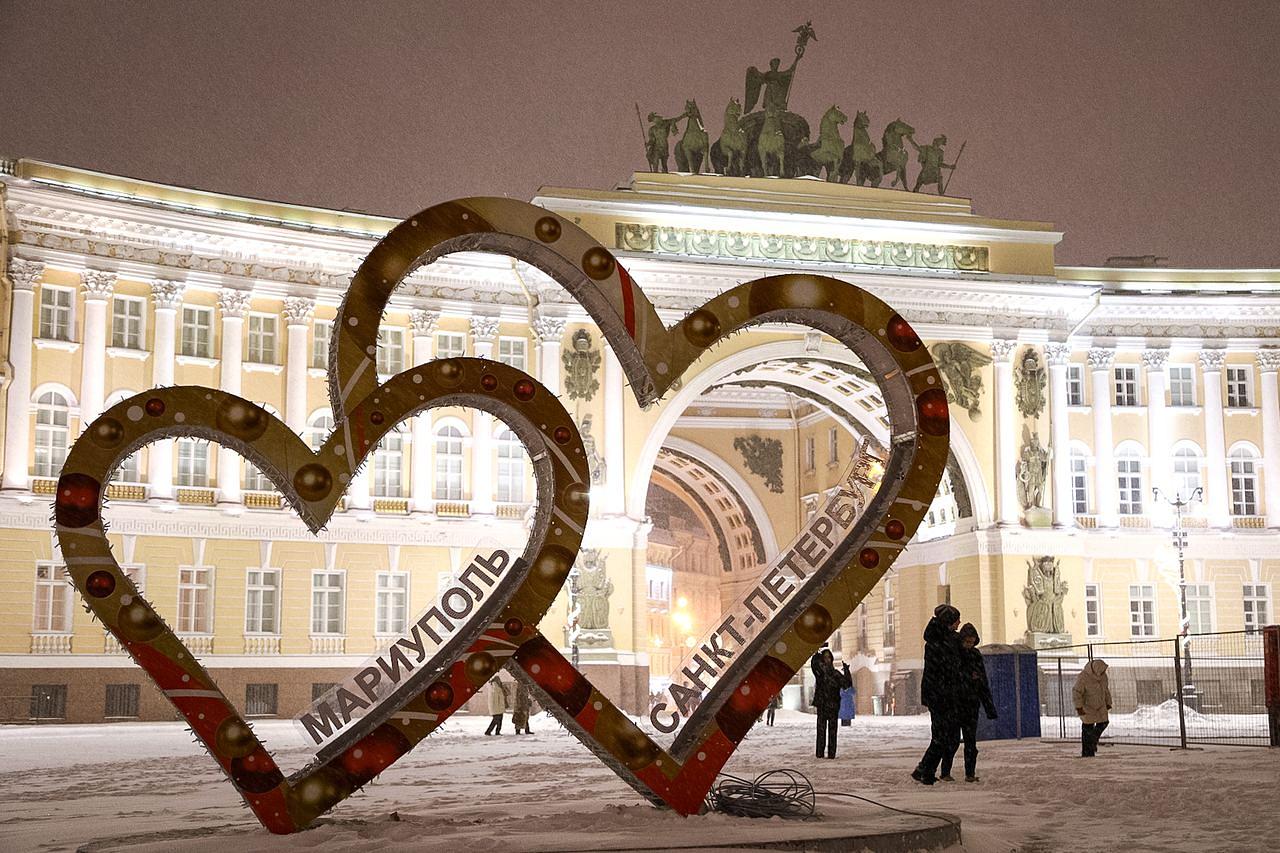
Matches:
[2,1,1277,267]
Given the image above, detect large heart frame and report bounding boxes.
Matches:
[329,199,948,815]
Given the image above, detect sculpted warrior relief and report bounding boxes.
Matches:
[642,22,965,190]
[573,549,614,632]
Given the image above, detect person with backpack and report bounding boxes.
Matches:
[912,604,963,785]
[940,622,997,782]
[810,648,852,759]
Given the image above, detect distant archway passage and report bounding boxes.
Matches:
[651,446,768,573]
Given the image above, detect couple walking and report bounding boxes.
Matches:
[482,677,535,736]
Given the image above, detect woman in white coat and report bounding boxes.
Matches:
[1072,659,1112,757]
[483,678,510,736]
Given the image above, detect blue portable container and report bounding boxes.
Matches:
[975,643,1041,740]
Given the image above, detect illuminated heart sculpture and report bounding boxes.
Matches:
[329,199,948,815]
[56,197,947,833]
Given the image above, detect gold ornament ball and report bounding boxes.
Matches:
[794,603,833,644]
[89,417,126,449]
[293,768,351,811]
[116,601,164,642]
[215,717,258,758]
[464,651,498,685]
[529,545,574,598]
[683,309,722,348]
[534,216,562,243]
[433,359,464,388]
[215,399,269,442]
[581,247,615,281]
[561,482,589,513]
[594,703,660,771]
[293,463,333,502]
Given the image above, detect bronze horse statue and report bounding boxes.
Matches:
[802,105,847,182]
[674,99,710,174]
[712,97,748,177]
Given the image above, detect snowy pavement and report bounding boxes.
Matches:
[0,711,1275,852]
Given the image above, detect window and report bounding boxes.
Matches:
[114,451,142,484]
[883,578,896,648]
[436,331,465,359]
[111,296,145,349]
[498,337,527,370]
[1168,365,1195,407]
[435,425,464,500]
[178,566,213,634]
[105,684,140,718]
[805,436,816,472]
[1172,446,1203,500]
[34,391,71,477]
[375,572,408,635]
[243,462,273,492]
[1084,583,1102,638]
[1070,448,1089,514]
[1116,448,1143,515]
[312,571,344,635]
[1113,366,1139,406]
[1186,583,1212,634]
[1129,584,1156,637]
[373,432,404,498]
[1136,679,1165,706]
[247,314,277,364]
[312,320,333,368]
[1244,584,1270,633]
[30,685,67,720]
[1230,449,1258,516]
[306,411,334,452]
[1226,366,1252,408]
[828,427,839,465]
[496,428,525,503]
[1066,365,1085,406]
[312,682,338,701]
[34,563,73,632]
[245,683,278,716]
[39,286,74,340]
[245,569,281,634]
[377,327,405,377]
[180,306,213,358]
[177,438,209,487]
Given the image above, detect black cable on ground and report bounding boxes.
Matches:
[706,768,961,833]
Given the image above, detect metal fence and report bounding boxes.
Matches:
[1041,630,1274,748]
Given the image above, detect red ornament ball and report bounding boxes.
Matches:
[340,724,410,781]
[885,518,906,540]
[916,388,950,437]
[513,378,536,401]
[144,398,165,417]
[552,425,572,445]
[504,617,525,637]
[85,570,116,598]
[481,373,499,392]
[369,410,385,426]
[55,473,101,528]
[859,547,880,569]
[885,314,922,352]
[424,680,455,711]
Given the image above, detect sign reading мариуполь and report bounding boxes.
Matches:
[295,550,513,749]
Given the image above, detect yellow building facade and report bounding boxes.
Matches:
[1,158,1276,722]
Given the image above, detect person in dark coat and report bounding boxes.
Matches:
[766,691,781,726]
[912,604,962,785]
[811,648,852,759]
[511,681,534,734]
[940,622,997,782]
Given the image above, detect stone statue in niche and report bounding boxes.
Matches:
[1023,556,1070,649]
[580,414,605,485]
[573,549,614,634]
[1015,348,1047,419]
[928,342,991,421]
[733,434,785,493]
[1016,426,1049,510]
[562,329,601,401]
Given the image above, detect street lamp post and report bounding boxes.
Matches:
[1153,485,1201,710]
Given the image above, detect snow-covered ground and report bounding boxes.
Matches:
[1,711,1275,852]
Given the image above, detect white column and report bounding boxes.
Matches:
[469,316,499,515]
[1200,350,1231,528]
[2,259,41,491]
[216,289,250,506]
[409,310,438,513]
[991,339,1019,525]
[147,280,184,502]
[602,342,627,516]
[282,297,314,435]
[79,270,116,429]
[1257,349,1280,529]
[1045,343,1074,528]
[1141,349,1172,526]
[1089,348,1118,528]
[533,315,566,394]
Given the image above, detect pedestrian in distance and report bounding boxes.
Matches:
[1073,659,1112,757]
[811,648,852,759]
[912,604,963,785]
[483,677,510,736]
[766,691,781,726]
[940,622,997,782]
[512,680,534,734]
[839,680,856,727]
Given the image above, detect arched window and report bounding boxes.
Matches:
[34,391,71,477]
[434,426,463,500]
[177,438,210,487]
[496,428,526,503]
[1116,445,1144,516]
[1230,447,1259,516]
[1172,445,1203,501]
[1069,445,1090,514]
[306,411,334,452]
[373,431,404,498]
